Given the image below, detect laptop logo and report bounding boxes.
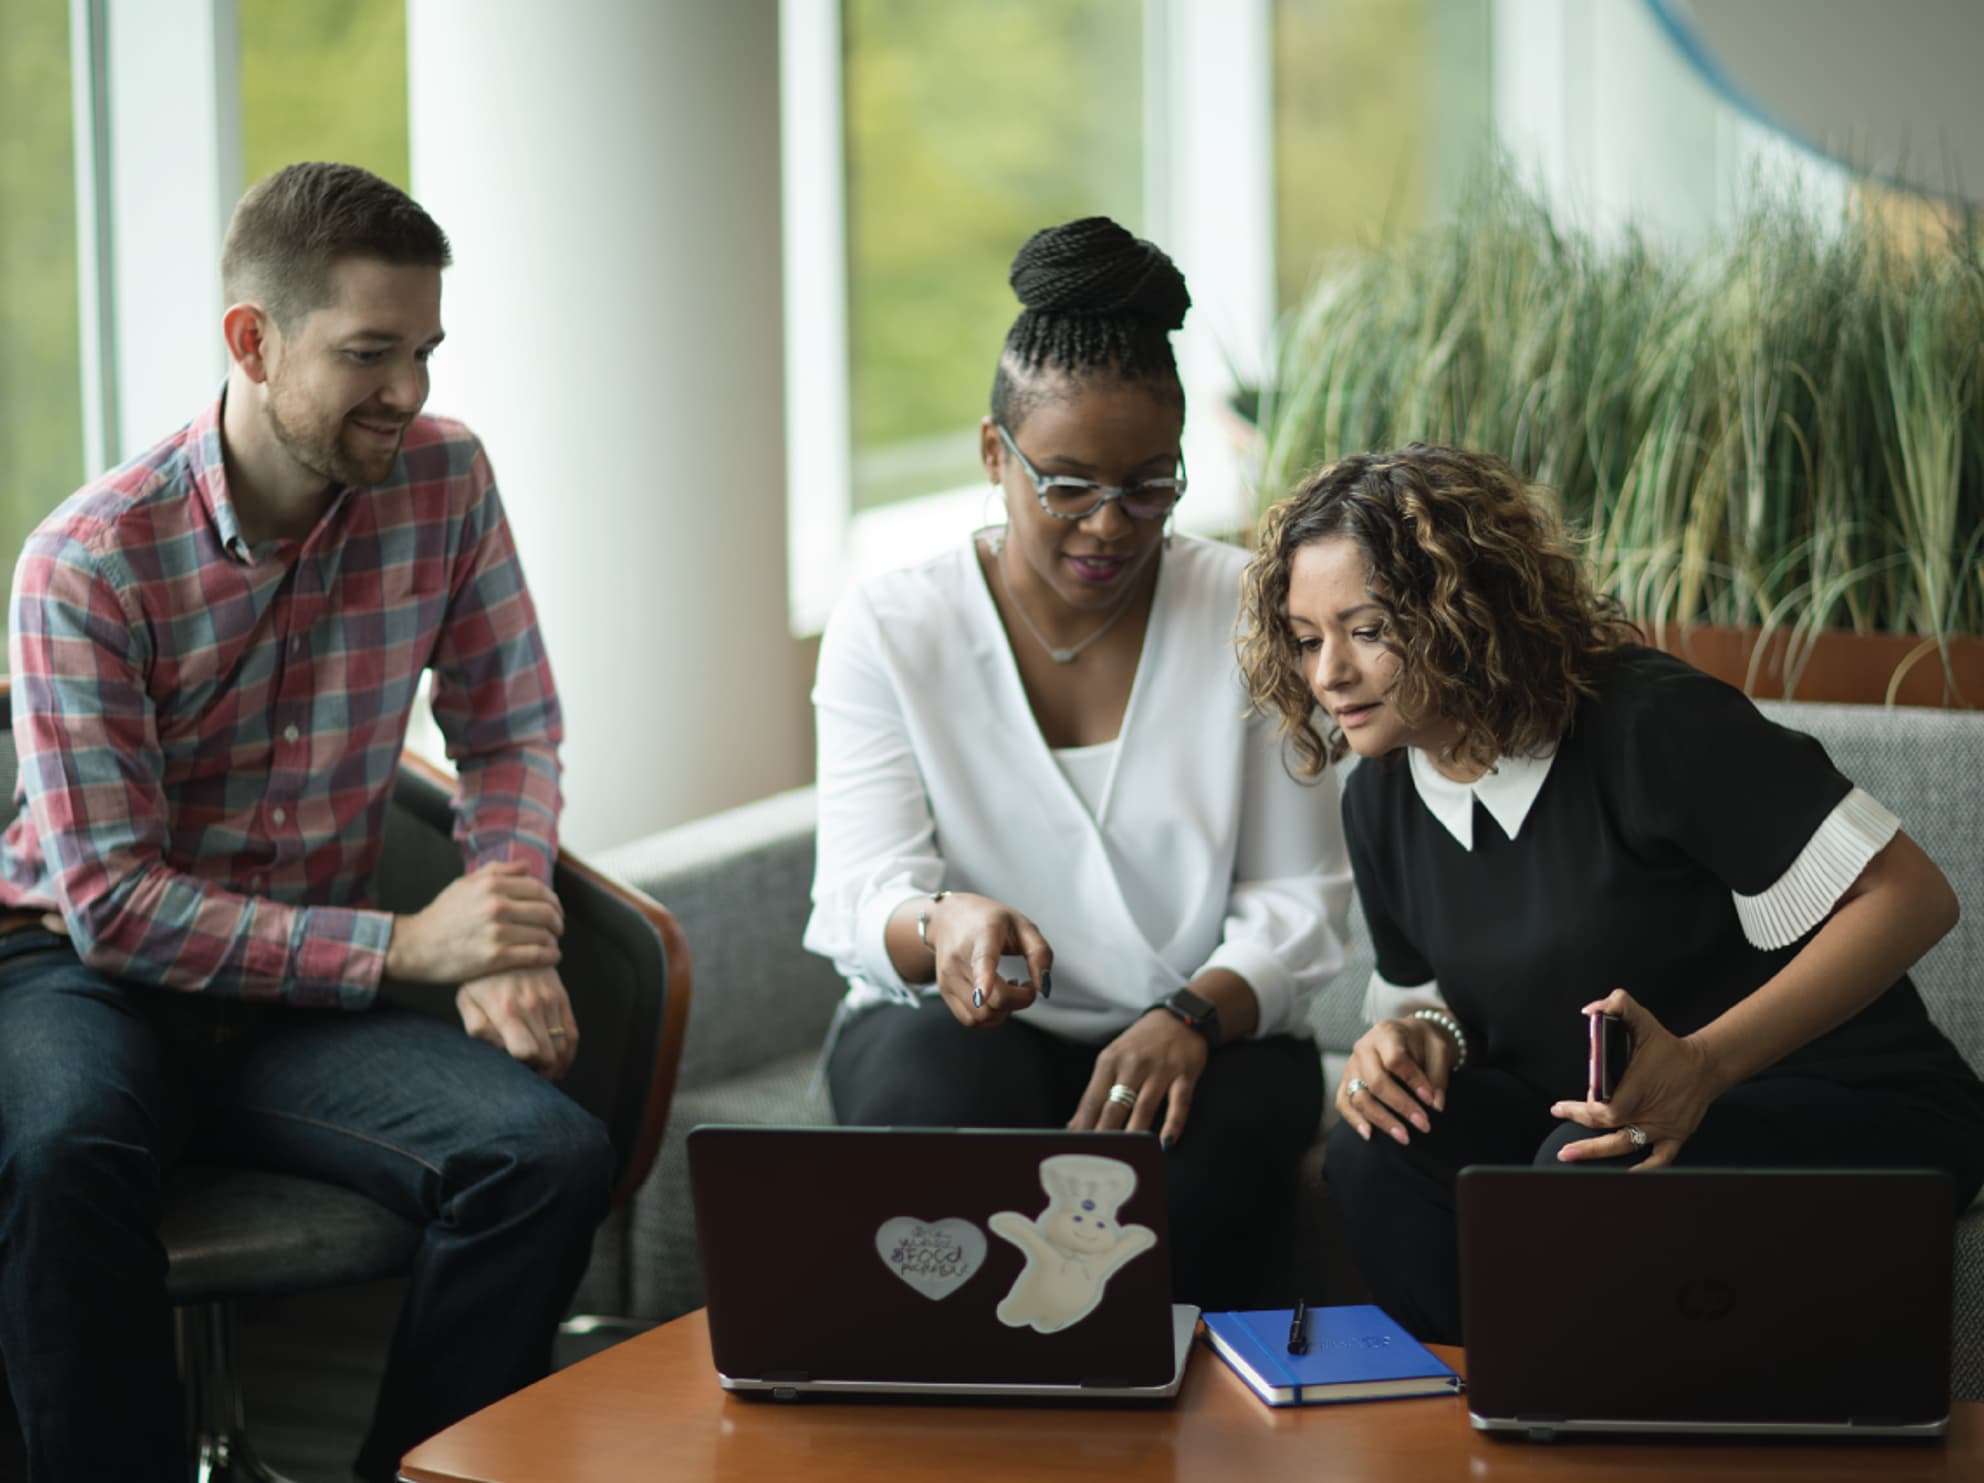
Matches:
[1674,1278,1738,1321]
[875,1217,988,1301]
[990,1155,1156,1334]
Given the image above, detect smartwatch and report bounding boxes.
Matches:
[1151,987,1220,1048]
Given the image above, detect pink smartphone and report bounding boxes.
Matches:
[1587,1011,1632,1102]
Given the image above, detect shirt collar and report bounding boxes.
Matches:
[1406,744,1558,851]
[186,391,256,564]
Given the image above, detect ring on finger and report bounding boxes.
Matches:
[547,1026,568,1039]
[1625,1124,1648,1149]
[1344,1077,1369,1098]
[1105,1083,1139,1110]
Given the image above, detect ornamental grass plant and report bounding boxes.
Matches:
[1255,170,1984,689]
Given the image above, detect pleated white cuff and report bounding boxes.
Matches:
[1362,968,1451,1025]
[1732,787,1899,951]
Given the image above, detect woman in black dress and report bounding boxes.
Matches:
[1235,442,1984,1343]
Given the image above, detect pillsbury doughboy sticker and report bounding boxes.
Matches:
[875,1217,987,1300]
[989,1154,1155,1333]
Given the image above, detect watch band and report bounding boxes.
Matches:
[914,890,952,949]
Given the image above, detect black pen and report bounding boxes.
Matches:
[1287,1299,1310,1356]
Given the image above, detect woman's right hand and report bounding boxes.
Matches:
[924,892,1053,1028]
[386,861,565,985]
[1337,1016,1457,1145]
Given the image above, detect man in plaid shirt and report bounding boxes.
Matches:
[0,163,613,1483]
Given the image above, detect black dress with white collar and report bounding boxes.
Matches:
[1341,646,1984,1130]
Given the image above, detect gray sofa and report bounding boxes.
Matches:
[574,700,1984,1397]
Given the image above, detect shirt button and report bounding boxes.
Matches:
[291,637,304,653]
[271,807,287,826]
[283,724,301,744]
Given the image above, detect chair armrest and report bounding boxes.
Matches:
[595,786,844,1090]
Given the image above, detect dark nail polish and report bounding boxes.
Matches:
[1160,1133,1175,1152]
[1040,971,1053,999]
[972,989,983,1008]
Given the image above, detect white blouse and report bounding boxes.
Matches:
[802,535,1354,1044]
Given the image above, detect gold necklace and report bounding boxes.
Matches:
[990,537,1145,664]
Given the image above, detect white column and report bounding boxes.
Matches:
[74,0,239,470]
[407,0,811,852]
[1147,0,1274,539]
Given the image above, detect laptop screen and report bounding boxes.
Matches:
[689,1126,1178,1389]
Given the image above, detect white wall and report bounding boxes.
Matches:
[407,0,811,852]
[1492,0,1842,251]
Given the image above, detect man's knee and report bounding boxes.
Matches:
[493,1096,614,1220]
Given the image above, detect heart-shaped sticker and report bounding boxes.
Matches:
[875,1216,987,1301]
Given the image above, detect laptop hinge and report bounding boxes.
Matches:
[760,1370,811,1384]
[1080,1376,1132,1390]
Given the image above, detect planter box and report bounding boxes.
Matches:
[1648,623,1984,709]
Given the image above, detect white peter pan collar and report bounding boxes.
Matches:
[1406,744,1558,851]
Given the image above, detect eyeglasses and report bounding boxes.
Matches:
[996,423,1187,522]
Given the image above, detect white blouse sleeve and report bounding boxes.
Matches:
[799,587,937,1005]
[1731,787,1900,951]
[1193,712,1355,1038]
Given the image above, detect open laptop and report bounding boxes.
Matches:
[687,1125,1197,1399]
[1458,1166,1956,1439]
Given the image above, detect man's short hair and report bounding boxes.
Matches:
[221,162,452,330]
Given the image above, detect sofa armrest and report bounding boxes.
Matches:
[594,786,843,1090]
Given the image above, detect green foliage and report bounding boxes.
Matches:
[239,0,409,189]
[1272,0,1490,314]
[1256,167,1984,647]
[0,0,84,535]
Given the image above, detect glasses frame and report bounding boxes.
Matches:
[995,423,1187,522]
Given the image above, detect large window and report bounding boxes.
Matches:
[843,0,1145,513]
[1272,0,1492,312]
[239,0,410,188]
[0,0,85,646]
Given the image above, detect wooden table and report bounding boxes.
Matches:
[399,1309,1984,1482]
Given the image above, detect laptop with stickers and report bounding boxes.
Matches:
[687,1125,1197,1399]
[1458,1166,1955,1439]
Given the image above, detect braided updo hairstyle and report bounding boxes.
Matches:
[990,216,1191,430]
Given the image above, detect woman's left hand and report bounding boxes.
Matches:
[1549,989,1730,1169]
[1069,1010,1209,1148]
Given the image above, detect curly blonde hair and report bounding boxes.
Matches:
[1237,444,1639,776]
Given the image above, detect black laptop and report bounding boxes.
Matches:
[686,1125,1197,1399]
[1458,1166,1956,1439]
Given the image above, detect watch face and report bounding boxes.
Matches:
[1168,988,1215,1024]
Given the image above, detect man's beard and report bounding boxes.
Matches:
[264,388,402,489]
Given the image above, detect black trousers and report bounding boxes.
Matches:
[1325,1065,1984,1346]
[828,1004,1323,1311]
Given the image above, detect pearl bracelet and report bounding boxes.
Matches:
[1410,1006,1470,1070]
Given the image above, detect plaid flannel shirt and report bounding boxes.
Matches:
[0,395,562,1008]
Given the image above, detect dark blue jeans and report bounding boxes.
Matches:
[0,930,614,1483]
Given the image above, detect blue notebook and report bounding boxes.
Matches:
[1200,1305,1461,1407]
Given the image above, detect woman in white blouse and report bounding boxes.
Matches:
[802,217,1353,1307]
[1236,442,1984,1342]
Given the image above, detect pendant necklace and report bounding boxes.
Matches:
[991,537,1144,664]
